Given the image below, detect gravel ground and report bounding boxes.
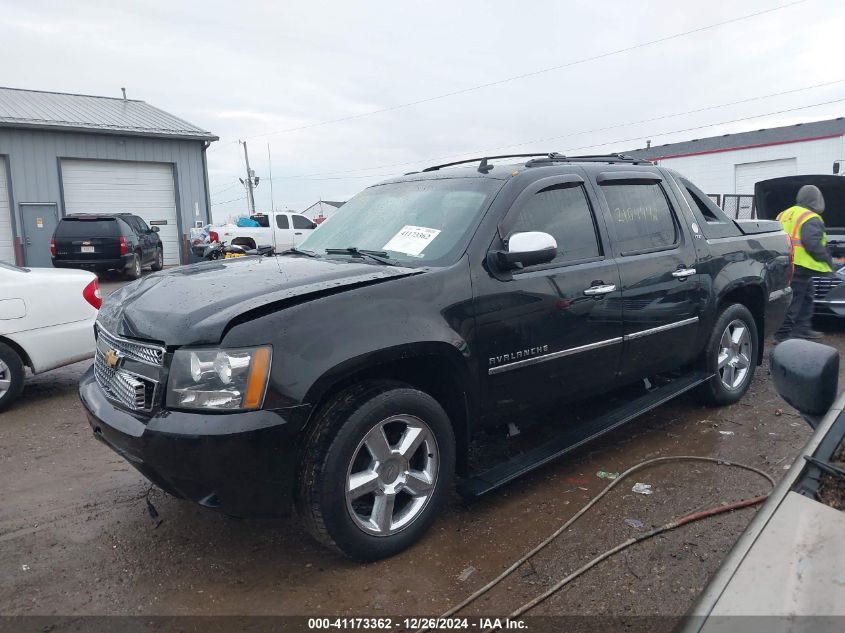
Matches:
[2,288,844,625]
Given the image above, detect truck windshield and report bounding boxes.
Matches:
[299,178,503,266]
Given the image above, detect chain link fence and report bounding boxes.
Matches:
[720,194,756,219]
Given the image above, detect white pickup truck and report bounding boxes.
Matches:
[213,211,317,253]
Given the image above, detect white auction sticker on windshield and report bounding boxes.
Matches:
[383,225,441,256]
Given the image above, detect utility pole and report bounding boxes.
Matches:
[239,140,257,214]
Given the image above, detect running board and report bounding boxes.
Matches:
[458,371,713,500]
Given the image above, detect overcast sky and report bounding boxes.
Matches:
[1,0,843,221]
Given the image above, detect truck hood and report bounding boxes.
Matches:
[97,256,421,346]
[756,174,845,228]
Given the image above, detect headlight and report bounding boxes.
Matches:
[166,346,272,411]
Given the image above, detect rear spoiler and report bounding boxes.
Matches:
[735,219,783,235]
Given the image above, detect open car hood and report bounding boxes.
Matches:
[755,174,845,230]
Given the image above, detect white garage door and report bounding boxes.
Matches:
[735,158,797,195]
[0,164,13,264]
[62,159,180,265]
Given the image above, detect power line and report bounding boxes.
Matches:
[211,195,247,206]
[499,98,845,158]
[267,97,845,184]
[210,182,240,197]
[240,0,809,141]
[269,79,845,181]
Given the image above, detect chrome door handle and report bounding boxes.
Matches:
[583,284,616,296]
[672,268,696,278]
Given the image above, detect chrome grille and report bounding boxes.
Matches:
[813,276,843,301]
[96,326,165,366]
[93,325,162,411]
[94,353,148,409]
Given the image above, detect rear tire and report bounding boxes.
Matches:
[697,303,758,406]
[151,247,163,271]
[296,381,455,561]
[124,253,141,280]
[0,342,25,412]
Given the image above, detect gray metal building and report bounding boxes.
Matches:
[0,87,218,267]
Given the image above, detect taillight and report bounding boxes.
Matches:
[119,236,129,255]
[83,279,102,310]
[209,231,219,243]
[50,238,56,257]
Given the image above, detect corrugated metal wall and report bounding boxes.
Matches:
[0,128,210,264]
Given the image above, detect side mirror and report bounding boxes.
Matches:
[493,231,557,270]
[150,226,160,233]
[771,339,839,428]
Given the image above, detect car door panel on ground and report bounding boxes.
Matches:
[474,173,623,418]
[588,171,702,382]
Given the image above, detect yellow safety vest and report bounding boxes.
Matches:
[776,205,832,273]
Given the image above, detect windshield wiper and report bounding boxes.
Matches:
[279,247,317,257]
[325,247,396,266]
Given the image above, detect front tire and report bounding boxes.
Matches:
[296,382,455,561]
[697,303,758,406]
[0,342,25,411]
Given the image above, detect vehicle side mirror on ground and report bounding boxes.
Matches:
[492,231,557,271]
[771,339,839,428]
[150,226,160,233]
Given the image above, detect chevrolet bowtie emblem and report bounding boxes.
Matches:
[104,348,123,369]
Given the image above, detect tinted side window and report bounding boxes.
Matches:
[601,184,677,255]
[276,214,290,229]
[292,214,315,230]
[508,184,601,265]
[133,216,150,232]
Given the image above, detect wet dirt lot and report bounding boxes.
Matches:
[2,281,844,625]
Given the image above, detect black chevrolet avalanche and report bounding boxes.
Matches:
[81,154,792,560]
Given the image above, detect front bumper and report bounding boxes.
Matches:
[813,274,845,317]
[79,366,308,517]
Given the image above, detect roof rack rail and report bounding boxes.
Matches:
[422,153,561,172]
[524,153,652,167]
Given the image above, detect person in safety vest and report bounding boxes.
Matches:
[773,184,834,343]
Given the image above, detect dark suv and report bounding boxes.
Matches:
[52,213,163,278]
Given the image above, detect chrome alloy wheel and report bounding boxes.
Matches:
[718,319,752,390]
[345,414,439,536]
[0,359,9,397]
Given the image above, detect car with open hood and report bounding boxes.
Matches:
[756,174,845,316]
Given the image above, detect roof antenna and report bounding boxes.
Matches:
[646,139,651,149]
[478,157,493,173]
[121,87,127,101]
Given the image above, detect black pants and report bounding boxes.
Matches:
[775,274,814,339]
